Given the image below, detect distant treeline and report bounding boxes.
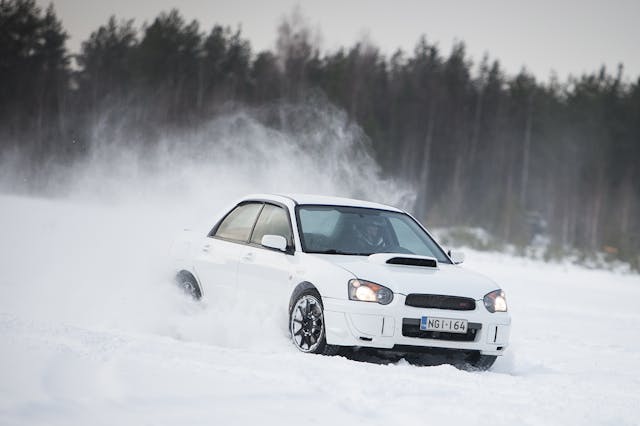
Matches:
[1,0,639,267]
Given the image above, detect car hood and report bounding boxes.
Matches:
[314,253,499,299]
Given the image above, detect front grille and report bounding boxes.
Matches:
[405,294,476,311]
[402,318,480,342]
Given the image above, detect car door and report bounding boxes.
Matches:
[194,202,263,298]
[236,203,298,303]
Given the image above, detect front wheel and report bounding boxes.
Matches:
[289,289,339,356]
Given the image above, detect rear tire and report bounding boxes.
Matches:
[175,271,202,300]
[289,289,339,356]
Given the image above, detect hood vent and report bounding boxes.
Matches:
[386,257,437,268]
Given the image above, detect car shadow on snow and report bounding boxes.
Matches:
[338,347,494,372]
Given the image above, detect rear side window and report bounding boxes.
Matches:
[214,203,263,242]
[250,204,293,248]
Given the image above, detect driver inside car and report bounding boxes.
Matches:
[355,217,387,251]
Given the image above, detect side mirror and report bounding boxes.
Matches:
[261,234,288,252]
[447,249,465,264]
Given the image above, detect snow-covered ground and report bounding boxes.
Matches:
[1,110,639,424]
[1,192,639,426]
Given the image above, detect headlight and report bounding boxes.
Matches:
[483,289,507,313]
[348,279,393,305]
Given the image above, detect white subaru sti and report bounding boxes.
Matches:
[174,194,511,369]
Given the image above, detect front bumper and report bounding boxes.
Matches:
[322,294,511,356]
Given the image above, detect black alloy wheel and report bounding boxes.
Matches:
[289,289,339,355]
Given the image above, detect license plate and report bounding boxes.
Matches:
[420,316,468,334]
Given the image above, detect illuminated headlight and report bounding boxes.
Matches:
[483,289,508,313]
[348,279,393,305]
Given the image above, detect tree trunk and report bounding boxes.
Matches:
[416,100,436,219]
[589,167,605,251]
[520,92,533,207]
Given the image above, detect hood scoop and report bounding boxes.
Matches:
[387,257,438,268]
[368,253,438,268]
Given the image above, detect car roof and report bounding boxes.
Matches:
[241,193,404,212]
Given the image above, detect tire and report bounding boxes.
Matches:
[289,288,339,356]
[175,271,202,300]
[467,354,497,371]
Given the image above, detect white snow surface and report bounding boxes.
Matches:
[1,193,639,426]
[1,108,639,424]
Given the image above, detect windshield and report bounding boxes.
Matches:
[296,205,451,263]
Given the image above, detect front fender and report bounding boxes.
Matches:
[288,253,355,301]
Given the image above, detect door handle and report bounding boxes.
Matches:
[202,244,211,252]
[242,252,254,262]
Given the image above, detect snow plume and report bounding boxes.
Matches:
[0,100,413,350]
[17,100,413,208]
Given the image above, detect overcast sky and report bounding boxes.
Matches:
[39,0,640,81]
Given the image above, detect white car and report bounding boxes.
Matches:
[174,194,511,369]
